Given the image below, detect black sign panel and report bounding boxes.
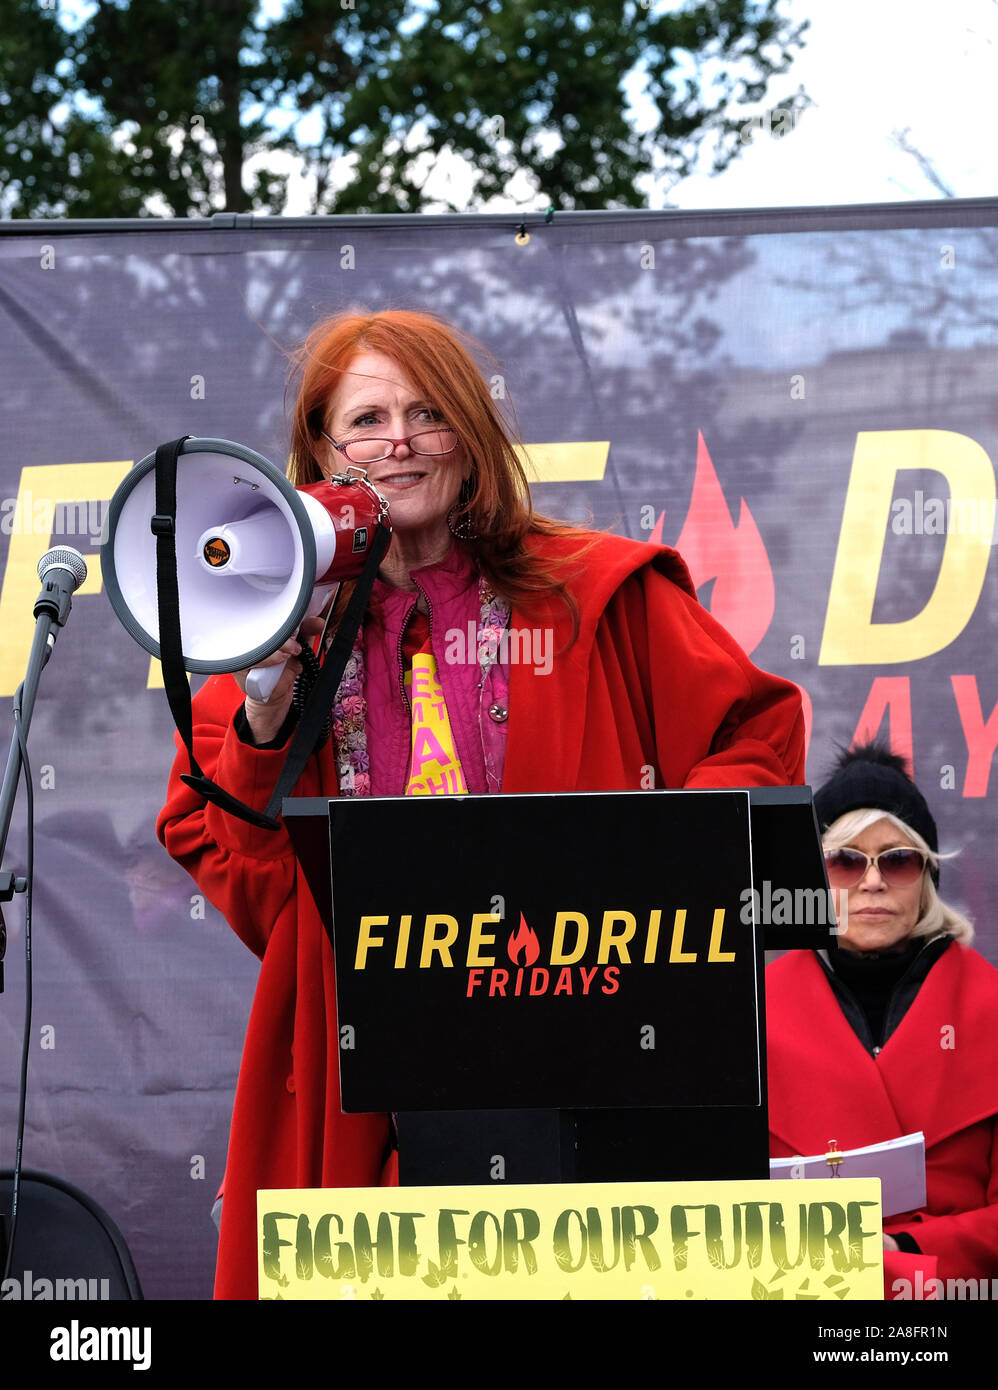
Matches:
[329,790,759,1112]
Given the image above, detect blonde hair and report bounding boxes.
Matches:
[822,808,974,946]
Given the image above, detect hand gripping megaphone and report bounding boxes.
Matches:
[102,437,391,698]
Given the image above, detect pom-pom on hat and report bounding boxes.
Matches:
[813,742,939,886]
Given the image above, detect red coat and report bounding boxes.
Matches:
[767,945,998,1294]
[158,531,805,1298]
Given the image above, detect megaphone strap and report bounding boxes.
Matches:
[262,521,391,824]
[152,436,283,831]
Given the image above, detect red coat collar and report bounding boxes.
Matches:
[767,945,998,1153]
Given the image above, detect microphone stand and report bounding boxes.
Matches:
[0,548,85,1279]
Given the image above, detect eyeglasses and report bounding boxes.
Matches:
[320,428,459,465]
[823,846,928,888]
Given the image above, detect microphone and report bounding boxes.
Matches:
[34,546,88,627]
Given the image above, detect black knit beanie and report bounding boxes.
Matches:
[813,743,940,886]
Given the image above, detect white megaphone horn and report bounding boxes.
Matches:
[102,437,391,699]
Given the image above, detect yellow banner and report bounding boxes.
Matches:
[258,1179,883,1300]
[515,441,610,482]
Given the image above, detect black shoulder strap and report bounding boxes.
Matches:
[262,521,389,823]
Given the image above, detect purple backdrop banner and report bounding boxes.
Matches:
[2,204,998,1298]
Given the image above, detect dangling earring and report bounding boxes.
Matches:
[447,475,479,540]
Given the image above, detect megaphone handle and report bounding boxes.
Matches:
[244,585,337,704]
[245,662,286,703]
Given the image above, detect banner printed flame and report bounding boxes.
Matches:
[506,913,541,967]
[650,432,775,655]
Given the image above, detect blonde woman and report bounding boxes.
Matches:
[767,743,998,1298]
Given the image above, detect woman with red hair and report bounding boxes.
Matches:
[159,308,805,1298]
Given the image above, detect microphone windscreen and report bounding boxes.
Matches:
[38,546,89,588]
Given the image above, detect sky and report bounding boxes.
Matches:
[666,0,998,211]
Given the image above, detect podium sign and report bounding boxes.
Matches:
[257,1179,885,1300]
[328,789,759,1112]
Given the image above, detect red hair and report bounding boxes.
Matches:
[287,308,587,617]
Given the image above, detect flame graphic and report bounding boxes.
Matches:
[650,432,775,655]
[506,913,540,967]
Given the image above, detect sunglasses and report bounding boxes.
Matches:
[823,846,928,888]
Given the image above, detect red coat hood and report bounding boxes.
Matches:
[504,529,799,793]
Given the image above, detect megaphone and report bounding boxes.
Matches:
[102,437,391,699]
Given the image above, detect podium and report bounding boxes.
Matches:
[284,787,831,1187]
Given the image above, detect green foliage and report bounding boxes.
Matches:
[0,0,807,217]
